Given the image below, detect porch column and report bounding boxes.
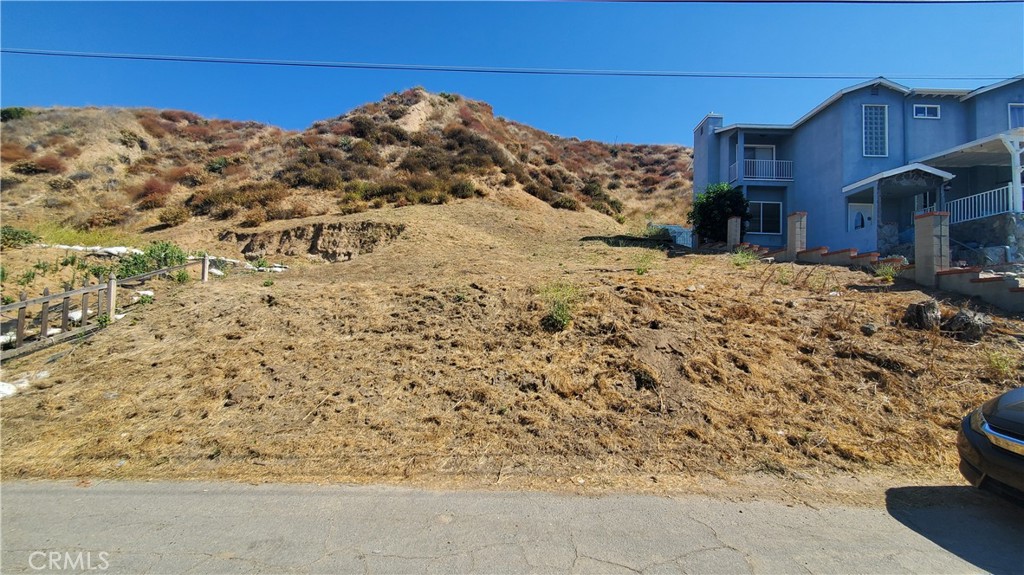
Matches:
[914,211,950,288]
[727,216,742,250]
[1001,135,1023,211]
[737,132,746,180]
[786,212,807,260]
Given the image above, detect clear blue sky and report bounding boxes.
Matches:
[2,2,1022,146]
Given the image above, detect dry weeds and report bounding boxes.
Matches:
[2,193,1021,498]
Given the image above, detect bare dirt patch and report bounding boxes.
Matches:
[220,220,406,262]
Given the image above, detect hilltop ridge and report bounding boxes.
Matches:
[0,88,692,237]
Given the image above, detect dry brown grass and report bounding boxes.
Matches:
[2,192,1020,495]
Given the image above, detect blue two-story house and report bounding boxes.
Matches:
[693,76,1024,262]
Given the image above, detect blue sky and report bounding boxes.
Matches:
[2,2,1022,146]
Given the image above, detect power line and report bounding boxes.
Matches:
[571,0,1020,3]
[0,48,1013,81]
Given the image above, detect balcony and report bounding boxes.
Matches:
[729,159,794,182]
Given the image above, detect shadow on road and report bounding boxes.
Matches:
[886,485,1024,575]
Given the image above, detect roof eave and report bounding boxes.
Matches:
[842,163,955,194]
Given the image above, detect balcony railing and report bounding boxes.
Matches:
[946,185,1014,225]
[728,159,794,182]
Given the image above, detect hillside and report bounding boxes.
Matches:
[1,96,1022,500]
[0,88,692,240]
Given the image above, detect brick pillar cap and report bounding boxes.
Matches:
[914,211,950,220]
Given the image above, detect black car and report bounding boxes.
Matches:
[957,387,1024,501]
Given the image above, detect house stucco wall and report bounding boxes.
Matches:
[692,115,722,195]
[788,97,845,250]
[968,79,1024,139]
[905,96,969,160]
[840,86,907,184]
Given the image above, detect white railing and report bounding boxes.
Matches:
[744,159,794,181]
[947,185,1014,224]
[729,160,794,182]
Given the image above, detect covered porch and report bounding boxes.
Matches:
[914,128,1024,225]
[842,164,954,258]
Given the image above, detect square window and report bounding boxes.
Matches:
[913,104,940,119]
[748,201,782,234]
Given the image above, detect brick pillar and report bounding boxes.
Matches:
[727,217,741,250]
[786,212,807,261]
[914,211,950,287]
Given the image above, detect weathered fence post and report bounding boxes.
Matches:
[81,289,90,327]
[39,288,50,338]
[15,292,27,347]
[61,296,71,332]
[201,255,210,283]
[107,273,117,319]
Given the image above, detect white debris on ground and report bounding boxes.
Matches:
[67,309,95,324]
[245,263,289,273]
[209,268,225,277]
[0,371,49,400]
[41,244,144,255]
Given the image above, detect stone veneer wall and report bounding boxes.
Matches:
[949,212,1023,264]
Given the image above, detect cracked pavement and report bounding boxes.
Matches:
[2,481,1021,574]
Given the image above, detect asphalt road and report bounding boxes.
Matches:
[1,480,1021,574]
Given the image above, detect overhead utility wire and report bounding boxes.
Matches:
[0,49,1011,81]
[568,0,1021,3]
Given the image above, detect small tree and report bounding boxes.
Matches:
[686,183,749,243]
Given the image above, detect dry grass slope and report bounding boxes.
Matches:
[2,195,1021,494]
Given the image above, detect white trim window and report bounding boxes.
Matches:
[1010,103,1024,129]
[863,104,888,157]
[748,201,782,234]
[913,104,940,119]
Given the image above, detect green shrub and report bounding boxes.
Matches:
[635,251,657,276]
[730,248,760,268]
[47,177,76,191]
[687,183,749,243]
[145,241,188,269]
[539,282,581,332]
[550,196,583,211]
[873,262,900,283]
[206,157,229,173]
[1,226,40,249]
[173,269,191,284]
[348,140,384,166]
[1,107,32,122]
[524,183,555,203]
[348,115,377,140]
[11,160,47,175]
[449,180,476,199]
[581,182,602,197]
[116,253,149,278]
[158,206,190,227]
[188,182,288,216]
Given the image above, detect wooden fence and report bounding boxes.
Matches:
[0,256,211,361]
